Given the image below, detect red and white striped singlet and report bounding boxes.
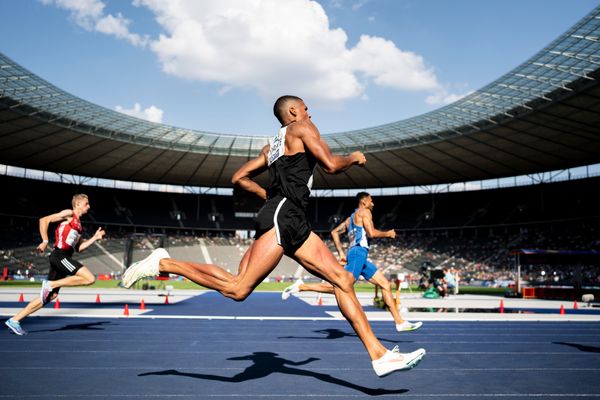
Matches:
[54,212,83,251]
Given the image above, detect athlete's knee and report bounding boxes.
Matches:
[228,289,251,302]
[379,279,392,292]
[80,270,95,285]
[223,282,252,302]
[334,270,355,291]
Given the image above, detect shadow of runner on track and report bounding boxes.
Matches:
[278,328,412,344]
[139,351,408,396]
[553,342,600,353]
[30,321,113,333]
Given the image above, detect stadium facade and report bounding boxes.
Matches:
[1,5,599,189]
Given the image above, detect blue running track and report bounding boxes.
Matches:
[2,292,600,399]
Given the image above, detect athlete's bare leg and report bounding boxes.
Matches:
[292,233,387,360]
[157,229,387,360]
[11,292,59,322]
[157,229,284,301]
[298,281,335,294]
[46,267,95,291]
[369,270,404,325]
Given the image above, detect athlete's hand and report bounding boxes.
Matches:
[36,241,48,254]
[351,151,366,166]
[93,227,106,241]
[387,229,396,239]
[338,253,347,264]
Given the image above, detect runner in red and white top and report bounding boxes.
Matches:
[55,212,83,251]
[5,194,105,336]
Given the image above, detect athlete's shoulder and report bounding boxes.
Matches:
[47,209,73,222]
[287,119,318,137]
[357,207,372,218]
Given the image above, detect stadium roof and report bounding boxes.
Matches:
[1,5,599,189]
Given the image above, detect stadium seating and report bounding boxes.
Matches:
[0,174,598,283]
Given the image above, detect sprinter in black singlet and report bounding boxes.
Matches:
[122,95,426,377]
[253,121,317,255]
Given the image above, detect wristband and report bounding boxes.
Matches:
[42,240,49,243]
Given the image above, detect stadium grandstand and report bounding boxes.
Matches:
[1,5,599,294]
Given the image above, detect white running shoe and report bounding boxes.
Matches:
[122,248,170,289]
[40,280,52,305]
[396,321,423,332]
[281,279,304,300]
[372,346,426,377]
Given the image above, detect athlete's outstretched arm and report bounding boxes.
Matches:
[298,120,366,174]
[77,227,106,252]
[361,209,396,239]
[231,145,269,200]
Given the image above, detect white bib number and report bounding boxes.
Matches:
[268,128,286,166]
[65,229,81,247]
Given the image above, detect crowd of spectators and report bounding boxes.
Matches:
[2,221,599,287]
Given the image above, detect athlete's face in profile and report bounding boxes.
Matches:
[363,196,374,210]
[75,199,91,215]
[292,100,311,121]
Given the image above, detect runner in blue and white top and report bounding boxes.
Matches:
[348,208,370,249]
[283,192,423,333]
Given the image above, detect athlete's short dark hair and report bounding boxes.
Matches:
[273,95,303,124]
[356,192,371,203]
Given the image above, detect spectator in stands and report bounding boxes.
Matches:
[5,194,105,336]
[282,192,422,332]
[443,267,457,296]
[122,95,425,377]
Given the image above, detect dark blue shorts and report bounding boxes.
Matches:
[345,246,377,281]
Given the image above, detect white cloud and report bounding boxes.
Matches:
[133,0,444,103]
[426,88,473,106]
[115,103,164,123]
[40,0,148,47]
[349,35,439,91]
[351,0,370,11]
[95,13,148,47]
[45,0,448,103]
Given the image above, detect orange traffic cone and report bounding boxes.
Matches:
[499,299,505,314]
[317,294,323,306]
[164,295,169,305]
[96,294,101,303]
[140,299,146,310]
[559,304,565,315]
[18,293,24,302]
[573,300,578,310]
[54,298,61,309]
[123,304,130,316]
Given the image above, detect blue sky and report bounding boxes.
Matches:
[1,0,598,136]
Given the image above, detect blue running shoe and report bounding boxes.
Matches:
[5,318,27,336]
[40,280,52,305]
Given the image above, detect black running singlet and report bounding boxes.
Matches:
[266,124,317,210]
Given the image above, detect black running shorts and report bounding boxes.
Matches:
[254,195,311,255]
[48,249,84,281]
